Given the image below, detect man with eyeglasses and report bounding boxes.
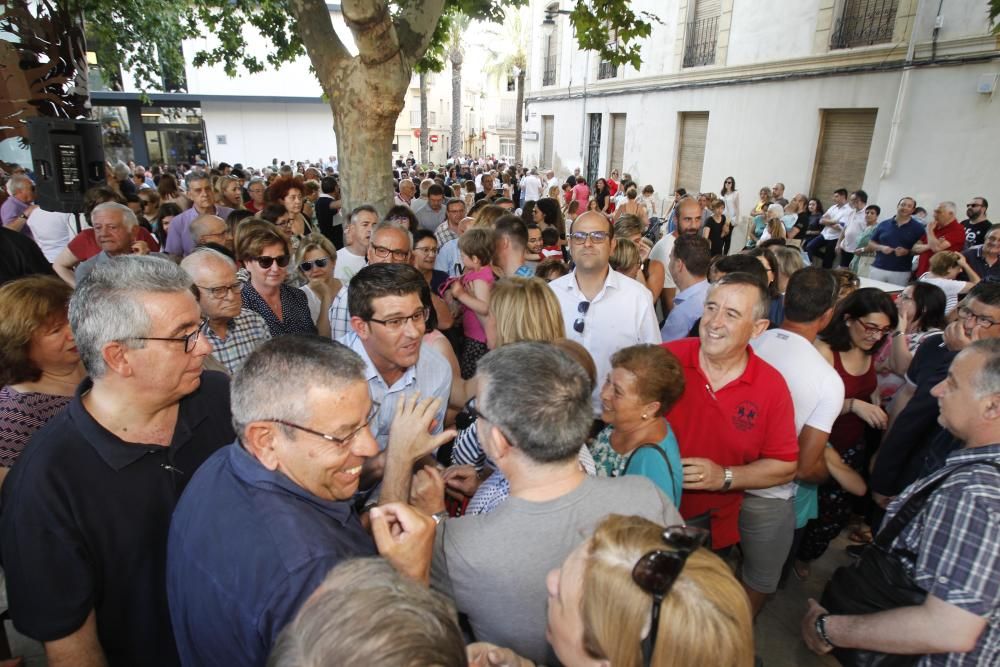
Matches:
[189,214,234,256]
[334,204,377,282]
[0,256,235,666]
[339,263,452,496]
[434,197,467,247]
[328,219,413,341]
[181,248,269,374]
[549,211,660,416]
[961,196,991,248]
[871,282,1000,518]
[167,336,445,666]
[963,224,1000,282]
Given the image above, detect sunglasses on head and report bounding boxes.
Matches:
[252,255,290,269]
[299,256,330,272]
[632,525,710,667]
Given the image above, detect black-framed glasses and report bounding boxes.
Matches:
[266,402,380,451]
[367,308,429,331]
[958,305,999,329]
[299,256,331,272]
[252,254,290,269]
[413,245,439,255]
[370,244,410,261]
[633,525,710,667]
[196,282,242,299]
[573,301,590,334]
[569,230,610,245]
[129,317,209,353]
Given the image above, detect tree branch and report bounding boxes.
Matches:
[341,0,403,68]
[288,0,351,83]
[395,0,448,63]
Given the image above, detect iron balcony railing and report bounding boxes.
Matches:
[830,0,898,49]
[683,16,719,68]
[542,52,557,86]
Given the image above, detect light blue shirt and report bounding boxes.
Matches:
[339,332,452,451]
[435,238,463,277]
[660,279,709,342]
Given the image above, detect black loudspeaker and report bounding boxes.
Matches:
[27,118,105,214]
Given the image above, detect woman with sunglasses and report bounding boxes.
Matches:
[471,514,752,667]
[720,176,740,251]
[236,225,317,337]
[296,235,341,338]
[794,288,897,577]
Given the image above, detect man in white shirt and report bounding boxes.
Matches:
[548,211,660,414]
[520,168,542,203]
[649,196,704,311]
[806,188,851,268]
[837,190,869,268]
[745,267,844,615]
[334,205,377,283]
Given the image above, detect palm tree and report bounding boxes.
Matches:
[419,71,429,165]
[484,9,527,166]
[447,14,470,161]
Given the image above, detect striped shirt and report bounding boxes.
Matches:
[204,309,271,374]
[885,444,1000,666]
[0,387,71,467]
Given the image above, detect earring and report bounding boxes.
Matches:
[641,414,647,420]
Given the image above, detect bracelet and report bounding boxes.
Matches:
[815,614,835,648]
[720,466,733,492]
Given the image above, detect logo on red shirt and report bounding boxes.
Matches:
[733,401,759,431]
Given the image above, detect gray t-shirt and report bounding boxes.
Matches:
[431,474,682,666]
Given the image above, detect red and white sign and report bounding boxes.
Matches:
[430,135,439,143]
[413,129,421,138]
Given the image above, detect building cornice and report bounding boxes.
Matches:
[91,91,329,105]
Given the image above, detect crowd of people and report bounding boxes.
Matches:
[0,153,997,667]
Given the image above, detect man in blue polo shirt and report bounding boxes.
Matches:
[866,196,925,286]
[166,336,445,666]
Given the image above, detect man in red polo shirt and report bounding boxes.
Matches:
[913,201,966,277]
[663,272,798,551]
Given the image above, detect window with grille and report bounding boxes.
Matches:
[683,0,720,68]
[831,0,898,49]
[598,28,619,80]
[498,100,516,130]
[542,7,559,87]
[499,139,516,159]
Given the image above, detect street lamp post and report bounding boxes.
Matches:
[541,7,572,37]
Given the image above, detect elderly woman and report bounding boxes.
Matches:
[267,176,313,239]
[474,515,753,667]
[236,224,317,337]
[295,234,342,338]
[0,276,85,487]
[590,345,685,506]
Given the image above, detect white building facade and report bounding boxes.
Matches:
[524,0,999,212]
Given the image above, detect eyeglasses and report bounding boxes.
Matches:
[569,231,609,245]
[252,254,290,269]
[129,317,209,353]
[299,256,331,272]
[370,244,410,261]
[266,402,380,451]
[633,525,710,667]
[573,301,590,334]
[853,319,892,337]
[413,246,439,255]
[958,305,999,329]
[196,282,242,299]
[367,307,429,331]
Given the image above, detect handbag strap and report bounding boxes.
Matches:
[875,460,1000,547]
[625,442,679,502]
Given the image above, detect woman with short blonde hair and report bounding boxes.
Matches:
[488,277,565,348]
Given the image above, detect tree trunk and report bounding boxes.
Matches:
[450,49,463,161]
[331,98,398,217]
[514,69,525,166]
[419,71,429,165]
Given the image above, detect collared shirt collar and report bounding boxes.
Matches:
[343,331,418,392]
[70,376,214,471]
[227,441,355,525]
[561,266,619,303]
[677,338,761,389]
[674,278,709,302]
[943,443,1000,466]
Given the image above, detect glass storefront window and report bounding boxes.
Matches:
[96,106,134,165]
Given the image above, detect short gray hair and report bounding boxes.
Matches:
[267,558,465,667]
[5,174,32,196]
[190,214,226,245]
[476,342,593,463]
[91,201,138,229]
[968,339,1000,398]
[231,336,366,439]
[370,220,412,250]
[69,255,192,378]
[112,160,130,181]
[938,201,957,216]
[180,247,236,277]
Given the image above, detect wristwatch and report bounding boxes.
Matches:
[720,467,733,492]
[815,613,835,648]
[431,510,449,525]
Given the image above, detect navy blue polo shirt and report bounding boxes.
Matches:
[167,442,376,667]
[870,217,926,272]
[0,371,234,667]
